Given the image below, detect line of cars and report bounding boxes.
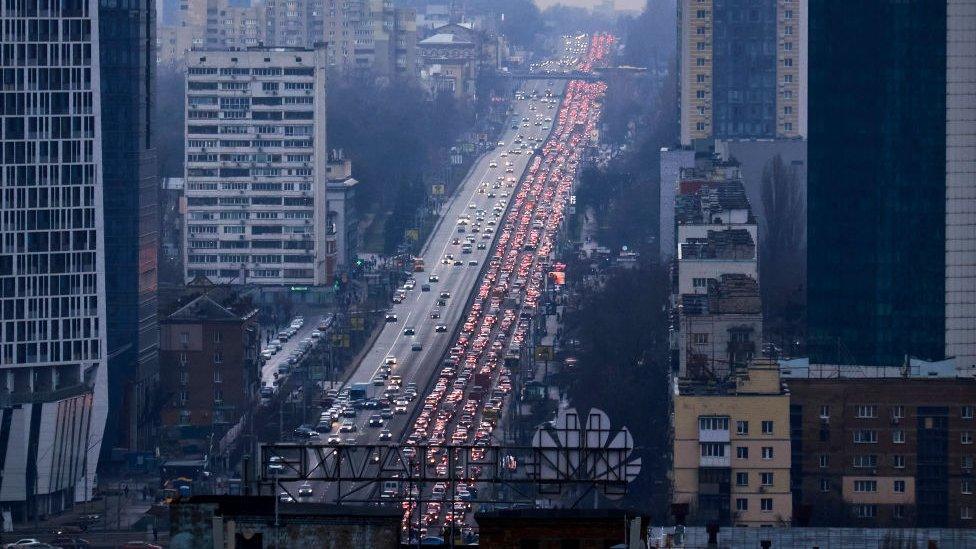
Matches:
[259,315,330,400]
[399,34,613,539]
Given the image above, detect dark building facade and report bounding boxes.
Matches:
[711,0,777,139]
[787,375,976,528]
[806,1,947,365]
[159,295,260,456]
[99,0,161,454]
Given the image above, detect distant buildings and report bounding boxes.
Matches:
[677,0,807,145]
[0,0,109,520]
[418,24,480,99]
[183,47,333,286]
[322,0,418,82]
[806,0,974,366]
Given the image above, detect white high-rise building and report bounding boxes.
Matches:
[945,0,976,366]
[183,48,332,286]
[0,0,109,520]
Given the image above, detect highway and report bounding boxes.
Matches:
[329,81,565,446]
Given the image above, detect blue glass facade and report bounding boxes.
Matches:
[711,0,777,139]
[99,0,160,453]
[807,1,946,365]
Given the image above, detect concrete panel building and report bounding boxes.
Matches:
[0,0,109,520]
[183,47,332,286]
[672,359,793,526]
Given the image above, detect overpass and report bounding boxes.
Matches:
[499,66,648,84]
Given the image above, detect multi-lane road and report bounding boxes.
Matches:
[331,82,565,445]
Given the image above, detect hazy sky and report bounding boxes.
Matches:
[534,0,645,11]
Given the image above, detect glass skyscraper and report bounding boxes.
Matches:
[98,0,160,455]
[807,1,947,365]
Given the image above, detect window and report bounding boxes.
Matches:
[893,455,906,469]
[736,420,749,435]
[736,498,748,511]
[180,332,189,345]
[213,332,222,344]
[854,480,878,492]
[760,472,773,486]
[762,421,774,435]
[820,479,830,492]
[855,405,878,418]
[761,447,773,460]
[699,417,729,431]
[964,456,974,470]
[963,507,973,520]
[853,430,878,444]
[696,74,705,83]
[695,122,706,131]
[963,479,973,494]
[736,472,748,486]
[893,430,906,444]
[696,57,706,67]
[760,498,773,512]
[701,443,726,457]
[964,432,974,445]
[894,480,906,493]
[891,406,904,420]
[853,455,878,468]
[692,333,709,345]
[819,405,830,420]
[693,277,708,288]
[696,90,706,100]
[213,353,223,364]
[819,454,829,468]
[736,446,749,459]
[855,505,877,518]
[894,506,905,519]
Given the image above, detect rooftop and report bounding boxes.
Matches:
[779,357,976,379]
[679,228,755,260]
[164,294,257,323]
[675,179,754,225]
[419,33,474,46]
[681,273,760,315]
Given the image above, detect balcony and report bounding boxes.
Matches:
[699,428,730,443]
[700,455,730,468]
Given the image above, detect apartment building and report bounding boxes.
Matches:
[0,0,109,520]
[183,47,333,286]
[672,358,793,526]
[325,156,360,275]
[679,274,762,379]
[784,361,976,528]
[322,0,418,81]
[159,295,260,453]
[677,0,807,145]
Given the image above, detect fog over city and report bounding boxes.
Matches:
[1,0,973,547]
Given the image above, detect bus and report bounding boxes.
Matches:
[413,257,425,272]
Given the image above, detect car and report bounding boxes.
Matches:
[385,356,397,365]
[379,429,393,441]
[298,483,314,498]
[279,492,294,503]
[468,203,477,209]
[477,243,487,250]
[6,540,42,548]
[452,238,461,245]
[368,414,384,427]
[430,310,441,319]
[395,404,408,414]
[339,421,357,432]
[454,260,463,266]
[440,292,451,299]
[428,274,439,283]
[373,377,386,386]
[421,284,431,292]
[411,342,423,351]
[380,408,394,420]
[403,326,416,336]
[468,260,478,266]
[327,434,342,444]
[385,313,398,322]
[435,325,448,333]
[437,298,447,306]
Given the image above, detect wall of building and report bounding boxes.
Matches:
[673,392,792,526]
[787,377,976,527]
[945,0,976,368]
[659,148,696,261]
[679,313,762,379]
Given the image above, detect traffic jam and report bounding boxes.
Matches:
[400,34,614,539]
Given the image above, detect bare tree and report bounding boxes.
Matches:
[759,154,806,353]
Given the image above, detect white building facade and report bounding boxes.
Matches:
[945,0,976,367]
[183,48,333,286]
[0,0,109,520]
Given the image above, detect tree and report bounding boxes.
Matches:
[759,154,806,351]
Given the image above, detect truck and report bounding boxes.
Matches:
[349,382,372,402]
[413,257,425,272]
